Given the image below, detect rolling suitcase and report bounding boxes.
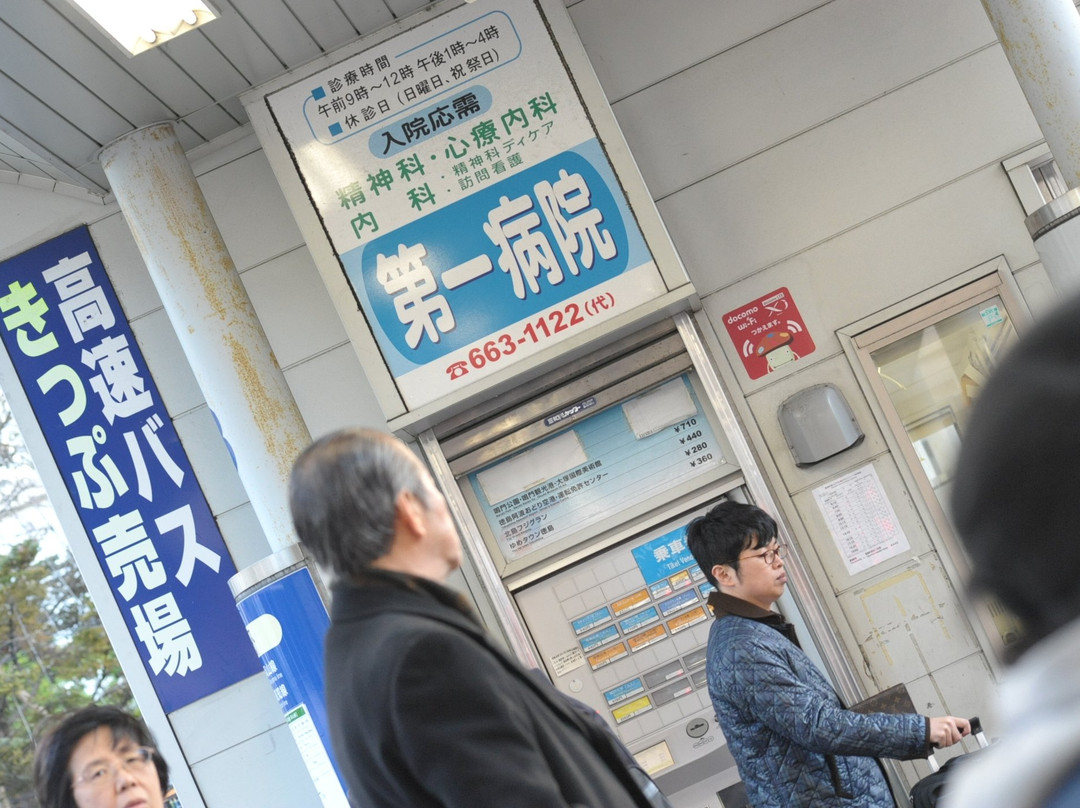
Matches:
[908,716,991,808]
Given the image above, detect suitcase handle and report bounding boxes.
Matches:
[927,715,986,771]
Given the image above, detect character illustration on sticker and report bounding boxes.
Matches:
[755,329,799,372]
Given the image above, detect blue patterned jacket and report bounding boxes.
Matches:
[705,593,929,807]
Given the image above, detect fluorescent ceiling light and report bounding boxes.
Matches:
[66,0,220,56]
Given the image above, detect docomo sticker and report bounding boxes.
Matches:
[722,287,816,380]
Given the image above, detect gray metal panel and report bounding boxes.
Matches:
[95,45,216,124]
[173,406,254,515]
[90,211,164,319]
[659,47,1041,297]
[199,9,289,82]
[282,343,388,436]
[338,3,399,35]
[0,1,174,124]
[447,351,694,474]
[241,246,350,369]
[169,673,291,761]
[0,21,133,144]
[197,149,305,271]
[386,0,436,17]
[0,71,102,184]
[698,173,1040,401]
[285,0,364,51]
[188,721,323,807]
[155,26,253,107]
[0,128,73,182]
[130,308,205,416]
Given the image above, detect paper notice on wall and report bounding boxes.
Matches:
[622,378,696,438]
[550,647,585,677]
[812,465,910,575]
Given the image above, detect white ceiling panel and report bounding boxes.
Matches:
[227,0,324,67]
[0,0,442,199]
[286,0,360,51]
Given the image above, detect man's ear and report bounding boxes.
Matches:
[395,490,426,538]
[712,562,738,587]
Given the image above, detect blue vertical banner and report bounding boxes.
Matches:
[0,226,260,711]
[236,568,347,808]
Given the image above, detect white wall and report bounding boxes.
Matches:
[566,0,1052,765]
[0,0,1062,800]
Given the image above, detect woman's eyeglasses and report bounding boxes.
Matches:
[73,747,156,791]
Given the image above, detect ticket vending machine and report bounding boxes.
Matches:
[417,313,848,808]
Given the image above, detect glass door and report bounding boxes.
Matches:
[849,272,1027,655]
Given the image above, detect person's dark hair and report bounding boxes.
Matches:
[34,705,167,808]
[950,293,1080,659]
[289,428,432,577]
[686,500,777,586]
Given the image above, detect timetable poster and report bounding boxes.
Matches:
[812,464,910,575]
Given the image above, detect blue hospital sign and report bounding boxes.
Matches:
[266,0,669,408]
[345,144,648,375]
[0,227,260,711]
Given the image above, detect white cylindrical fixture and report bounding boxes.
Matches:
[99,122,309,552]
[981,0,1080,189]
[1027,188,1080,299]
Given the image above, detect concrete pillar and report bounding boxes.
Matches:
[982,0,1080,295]
[1025,189,1080,298]
[982,0,1080,188]
[99,122,310,553]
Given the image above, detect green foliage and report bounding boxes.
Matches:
[0,397,134,807]
[0,542,135,808]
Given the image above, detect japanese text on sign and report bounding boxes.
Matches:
[0,227,259,711]
[265,0,669,408]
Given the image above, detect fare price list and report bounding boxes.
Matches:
[670,415,716,471]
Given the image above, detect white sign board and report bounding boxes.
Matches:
[262,0,670,410]
[261,1,673,410]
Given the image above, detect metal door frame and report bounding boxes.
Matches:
[839,256,1032,669]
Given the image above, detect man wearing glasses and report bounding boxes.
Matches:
[687,500,968,807]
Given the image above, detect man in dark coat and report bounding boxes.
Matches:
[289,427,658,808]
